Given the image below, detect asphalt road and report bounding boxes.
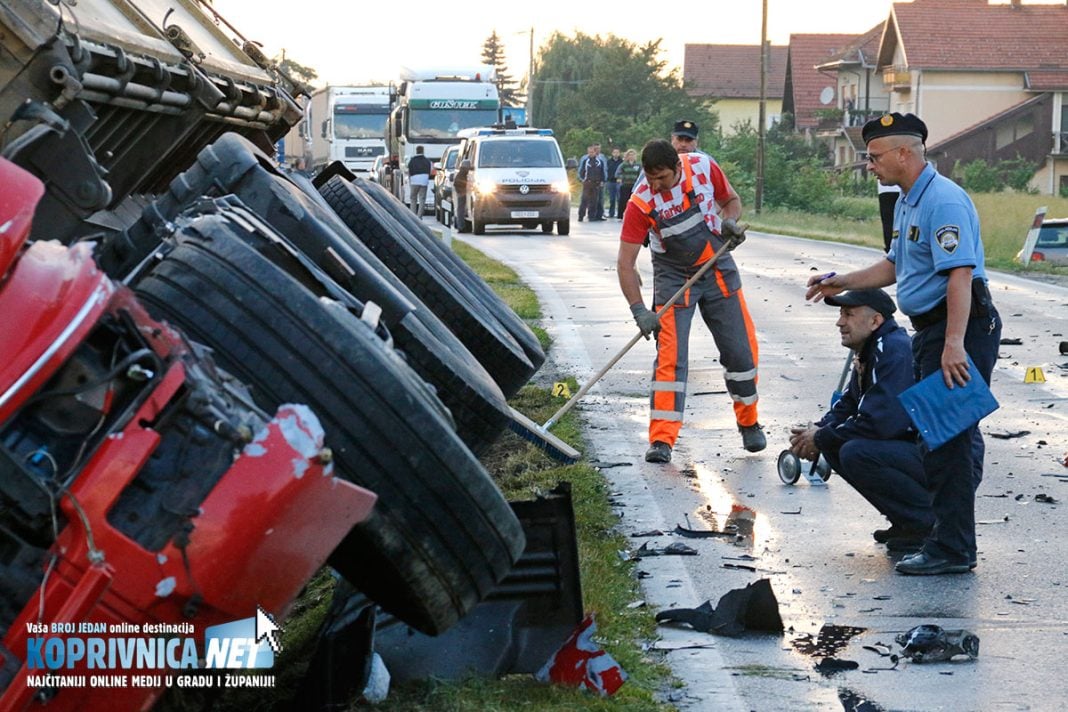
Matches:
[446,213,1068,712]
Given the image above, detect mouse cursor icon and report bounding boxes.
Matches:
[255,605,283,654]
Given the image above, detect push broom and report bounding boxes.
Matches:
[508,227,746,463]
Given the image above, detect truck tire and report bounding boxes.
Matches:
[134,213,525,636]
[558,219,570,236]
[356,177,546,371]
[111,133,513,454]
[320,177,536,396]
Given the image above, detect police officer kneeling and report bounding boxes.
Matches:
[789,289,933,551]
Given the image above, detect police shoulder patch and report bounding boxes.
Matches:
[935,225,960,253]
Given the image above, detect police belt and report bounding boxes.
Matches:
[908,278,992,331]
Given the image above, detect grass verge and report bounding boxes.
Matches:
[747,192,1068,276]
[162,240,672,711]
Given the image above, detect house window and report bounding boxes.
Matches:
[996,115,1035,150]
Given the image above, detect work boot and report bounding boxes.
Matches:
[645,441,672,463]
[874,523,931,544]
[738,423,766,452]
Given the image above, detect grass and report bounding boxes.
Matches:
[162,241,672,711]
[747,191,1068,274]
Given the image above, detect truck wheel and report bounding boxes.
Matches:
[320,177,536,396]
[473,218,486,235]
[116,132,513,454]
[357,177,545,373]
[541,221,553,234]
[557,219,570,236]
[134,214,525,636]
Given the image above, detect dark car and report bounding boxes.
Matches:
[434,144,461,225]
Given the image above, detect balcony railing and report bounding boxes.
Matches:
[882,65,911,90]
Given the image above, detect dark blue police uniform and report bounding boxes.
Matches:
[813,318,932,533]
[888,162,1002,565]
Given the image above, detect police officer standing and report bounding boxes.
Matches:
[806,113,1001,575]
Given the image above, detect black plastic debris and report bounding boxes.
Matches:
[999,337,1022,345]
[674,523,735,539]
[839,687,890,711]
[792,625,866,659]
[654,578,783,637]
[1060,340,1068,355]
[630,529,665,537]
[895,625,979,663]
[989,430,1031,440]
[1035,493,1058,504]
[634,541,699,558]
[815,657,859,676]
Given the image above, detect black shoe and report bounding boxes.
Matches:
[885,536,925,553]
[895,550,971,575]
[874,524,931,544]
[738,423,766,452]
[645,441,672,463]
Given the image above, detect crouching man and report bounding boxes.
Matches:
[789,288,933,551]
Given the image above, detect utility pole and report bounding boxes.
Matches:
[755,0,767,213]
[528,26,534,122]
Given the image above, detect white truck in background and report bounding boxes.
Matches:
[301,85,391,175]
[384,67,500,208]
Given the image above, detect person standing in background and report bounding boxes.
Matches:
[616,149,641,219]
[606,148,624,219]
[407,145,433,217]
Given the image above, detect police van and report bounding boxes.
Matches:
[455,127,571,235]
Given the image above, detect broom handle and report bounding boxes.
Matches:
[542,236,738,430]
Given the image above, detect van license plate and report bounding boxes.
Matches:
[511,210,539,218]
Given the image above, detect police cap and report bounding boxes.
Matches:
[672,120,699,139]
[825,288,897,319]
[861,112,928,144]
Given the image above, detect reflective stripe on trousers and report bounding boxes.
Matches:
[648,270,759,446]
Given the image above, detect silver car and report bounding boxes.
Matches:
[1018,218,1068,266]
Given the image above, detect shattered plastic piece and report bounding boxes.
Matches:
[633,541,699,558]
[1035,493,1058,504]
[895,625,979,663]
[655,578,783,637]
[989,430,1031,440]
[631,529,665,537]
[674,523,734,538]
[815,657,859,676]
[863,643,893,657]
[536,614,627,696]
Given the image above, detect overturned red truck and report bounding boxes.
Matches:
[0,0,548,708]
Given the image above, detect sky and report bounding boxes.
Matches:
[211,0,899,86]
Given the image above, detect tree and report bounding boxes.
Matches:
[530,32,717,158]
[482,31,524,107]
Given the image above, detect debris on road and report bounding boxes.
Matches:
[895,625,979,663]
[655,579,783,637]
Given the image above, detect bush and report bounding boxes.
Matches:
[954,156,1039,194]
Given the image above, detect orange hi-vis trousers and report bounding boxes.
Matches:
[648,265,759,447]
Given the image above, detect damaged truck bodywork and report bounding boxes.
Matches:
[0,157,378,710]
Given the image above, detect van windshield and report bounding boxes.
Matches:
[478,140,562,168]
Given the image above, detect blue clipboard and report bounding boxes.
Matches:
[897,357,999,451]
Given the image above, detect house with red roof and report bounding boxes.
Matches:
[781,34,860,133]
[819,0,1068,195]
[682,44,788,135]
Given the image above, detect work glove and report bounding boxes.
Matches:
[721,218,747,251]
[630,303,661,340]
